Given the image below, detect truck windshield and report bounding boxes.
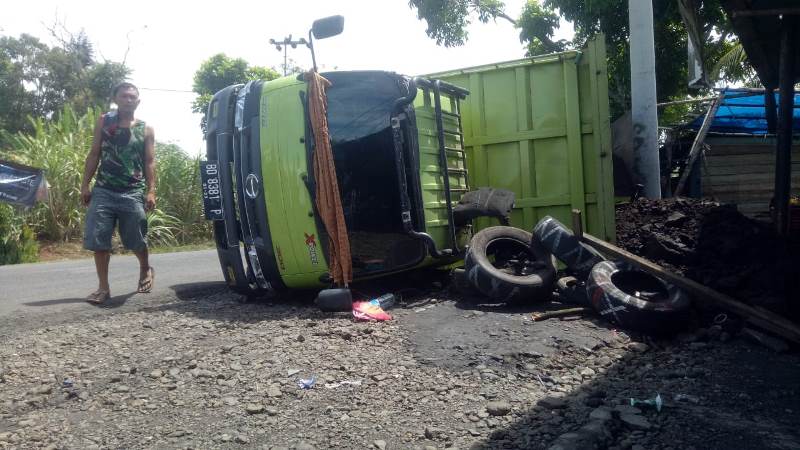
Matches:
[320,71,424,273]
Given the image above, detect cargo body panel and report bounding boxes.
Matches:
[428,35,616,241]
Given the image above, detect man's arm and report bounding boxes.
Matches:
[143,125,156,211]
[81,116,104,206]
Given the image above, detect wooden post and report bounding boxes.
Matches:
[571,209,584,238]
[774,16,796,235]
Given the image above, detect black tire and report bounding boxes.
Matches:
[451,268,483,297]
[555,276,591,306]
[532,216,604,277]
[586,260,691,334]
[464,226,556,304]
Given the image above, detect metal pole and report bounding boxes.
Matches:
[775,16,796,235]
[283,46,288,76]
[629,0,661,198]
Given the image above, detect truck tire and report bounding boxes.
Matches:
[586,260,691,334]
[532,216,604,277]
[464,226,556,304]
[556,276,591,306]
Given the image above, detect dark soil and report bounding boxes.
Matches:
[616,198,800,319]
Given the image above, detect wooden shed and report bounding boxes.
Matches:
[701,135,800,219]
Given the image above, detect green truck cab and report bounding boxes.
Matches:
[202,71,472,295]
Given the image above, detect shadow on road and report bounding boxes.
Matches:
[23,291,137,309]
[148,268,454,325]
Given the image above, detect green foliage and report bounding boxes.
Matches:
[1,105,96,241]
[146,208,180,248]
[154,142,211,244]
[191,53,280,132]
[409,0,514,47]
[0,32,129,139]
[517,0,566,55]
[711,41,757,85]
[0,108,211,262]
[0,204,38,265]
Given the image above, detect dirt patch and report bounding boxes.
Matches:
[37,242,93,263]
[616,198,800,319]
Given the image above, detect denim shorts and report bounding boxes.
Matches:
[83,187,148,252]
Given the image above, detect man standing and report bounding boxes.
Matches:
[80,82,156,304]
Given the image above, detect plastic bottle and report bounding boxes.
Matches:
[369,293,396,310]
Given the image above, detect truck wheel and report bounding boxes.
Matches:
[556,276,591,306]
[586,260,691,334]
[464,226,556,304]
[532,216,604,277]
[451,268,483,297]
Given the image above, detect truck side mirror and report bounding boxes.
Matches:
[311,15,344,40]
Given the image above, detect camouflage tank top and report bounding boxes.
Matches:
[95,111,146,193]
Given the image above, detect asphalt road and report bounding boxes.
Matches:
[0,249,223,319]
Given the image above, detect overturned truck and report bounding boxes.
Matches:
[201,21,615,298]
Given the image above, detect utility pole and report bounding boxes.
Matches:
[268,35,308,76]
[628,0,661,198]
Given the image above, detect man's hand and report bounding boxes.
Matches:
[81,185,91,207]
[145,191,156,212]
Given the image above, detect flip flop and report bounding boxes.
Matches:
[86,290,111,305]
[138,266,155,293]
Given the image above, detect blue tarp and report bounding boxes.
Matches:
[686,88,800,135]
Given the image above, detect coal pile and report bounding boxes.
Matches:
[616,198,800,318]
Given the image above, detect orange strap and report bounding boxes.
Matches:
[306,70,352,286]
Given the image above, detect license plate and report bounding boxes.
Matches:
[200,160,223,220]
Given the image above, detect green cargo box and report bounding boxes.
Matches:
[427,35,616,242]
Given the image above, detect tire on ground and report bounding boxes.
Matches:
[532,216,604,277]
[464,226,556,304]
[555,276,591,306]
[586,260,691,334]
[451,268,483,297]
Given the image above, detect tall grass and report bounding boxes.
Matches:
[1,106,95,241]
[0,106,212,264]
[154,143,211,245]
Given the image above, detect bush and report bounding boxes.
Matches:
[0,106,211,263]
[0,204,39,265]
[155,143,211,244]
[0,106,96,242]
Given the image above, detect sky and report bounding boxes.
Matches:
[2,0,573,155]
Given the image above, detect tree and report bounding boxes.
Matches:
[409,0,516,47]
[0,31,129,138]
[407,0,746,119]
[191,53,280,133]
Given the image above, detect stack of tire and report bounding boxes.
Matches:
[460,217,691,335]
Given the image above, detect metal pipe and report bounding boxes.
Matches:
[433,80,459,253]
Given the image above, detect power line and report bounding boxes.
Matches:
[138,87,195,93]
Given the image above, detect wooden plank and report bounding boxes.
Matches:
[588,34,616,242]
[675,92,726,195]
[706,144,800,156]
[573,224,800,344]
[706,153,800,166]
[706,174,800,186]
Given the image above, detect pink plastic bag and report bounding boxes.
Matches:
[352,301,392,321]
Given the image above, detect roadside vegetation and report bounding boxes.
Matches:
[0,29,216,265]
[0,105,212,264]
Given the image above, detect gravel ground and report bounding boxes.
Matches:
[1,276,799,450]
